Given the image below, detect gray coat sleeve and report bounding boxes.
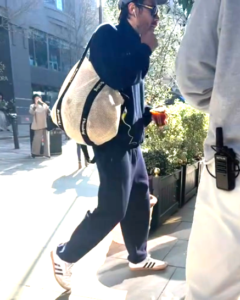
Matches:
[176,0,221,113]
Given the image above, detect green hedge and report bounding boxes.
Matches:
[143,102,209,175]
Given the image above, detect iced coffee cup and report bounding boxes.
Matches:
[150,107,168,127]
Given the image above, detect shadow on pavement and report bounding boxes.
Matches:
[52,167,99,198]
[55,291,71,300]
[98,258,173,288]
[0,157,48,176]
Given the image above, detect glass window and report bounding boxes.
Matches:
[56,0,64,10]
[60,40,71,72]
[33,30,48,68]
[49,36,60,71]
[44,0,55,4]
[28,33,36,66]
[28,28,71,73]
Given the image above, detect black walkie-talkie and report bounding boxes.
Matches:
[215,128,236,191]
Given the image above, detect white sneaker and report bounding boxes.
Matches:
[129,255,168,271]
[50,250,74,291]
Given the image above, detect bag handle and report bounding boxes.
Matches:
[55,37,93,131]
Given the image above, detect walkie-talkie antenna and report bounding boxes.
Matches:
[216,127,224,151]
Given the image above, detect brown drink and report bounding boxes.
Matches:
[150,107,168,127]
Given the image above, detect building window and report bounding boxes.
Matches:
[28,29,71,73]
[49,36,60,71]
[56,0,64,11]
[28,34,35,66]
[34,31,48,68]
[28,30,48,68]
[44,0,64,11]
[44,0,55,4]
[60,41,71,72]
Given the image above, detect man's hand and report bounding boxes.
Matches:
[141,30,158,52]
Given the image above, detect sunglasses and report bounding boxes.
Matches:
[136,3,159,16]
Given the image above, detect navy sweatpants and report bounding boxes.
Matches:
[57,145,150,264]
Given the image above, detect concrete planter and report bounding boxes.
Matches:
[180,162,200,208]
[150,169,183,231]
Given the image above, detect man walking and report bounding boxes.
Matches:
[51,0,168,291]
[176,0,240,299]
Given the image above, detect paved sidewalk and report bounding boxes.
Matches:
[0,124,29,140]
[99,199,195,300]
[6,195,195,300]
[0,135,70,175]
[1,139,195,300]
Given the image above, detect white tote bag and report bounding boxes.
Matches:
[51,39,124,146]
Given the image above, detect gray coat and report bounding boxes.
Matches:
[176,0,240,162]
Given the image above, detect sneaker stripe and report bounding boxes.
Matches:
[55,267,63,272]
[151,262,156,268]
[55,272,64,276]
[147,262,152,268]
[143,263,148,268]
[54,263,60,267]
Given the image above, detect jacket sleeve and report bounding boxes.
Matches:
[90,24,152,91]
[176,0,220,113]
[29,104,36,115]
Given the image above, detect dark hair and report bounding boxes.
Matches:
[118,0,144,22]
[32,93,42,103]
[0,93,3,98]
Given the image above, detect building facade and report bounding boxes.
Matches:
[0,0,98,125]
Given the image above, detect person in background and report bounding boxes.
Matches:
[50,0,168,292]
[176,0,240,299]
[29,94,50,158]
[0,93,11,131]
[77,144,90,169]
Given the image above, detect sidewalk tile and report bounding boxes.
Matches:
[163,240,188,268]
[98,257,176,300]
[169,222,192,241]
[184,197,196,209]
[159,268,186,300]
[174,207,194,223]
[3,285,67,300]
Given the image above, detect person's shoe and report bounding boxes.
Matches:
[129,255,168,271]
[50,250,73,291]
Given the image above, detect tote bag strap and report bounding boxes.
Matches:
[55,37,93,131]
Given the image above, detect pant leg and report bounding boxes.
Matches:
[32,129,43,155]
[81,145,90,162]
[120,147,150,264]
[43,129,50,157]
[57,146,133,263]
[186,161,240,300]
[77,144,81,162]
